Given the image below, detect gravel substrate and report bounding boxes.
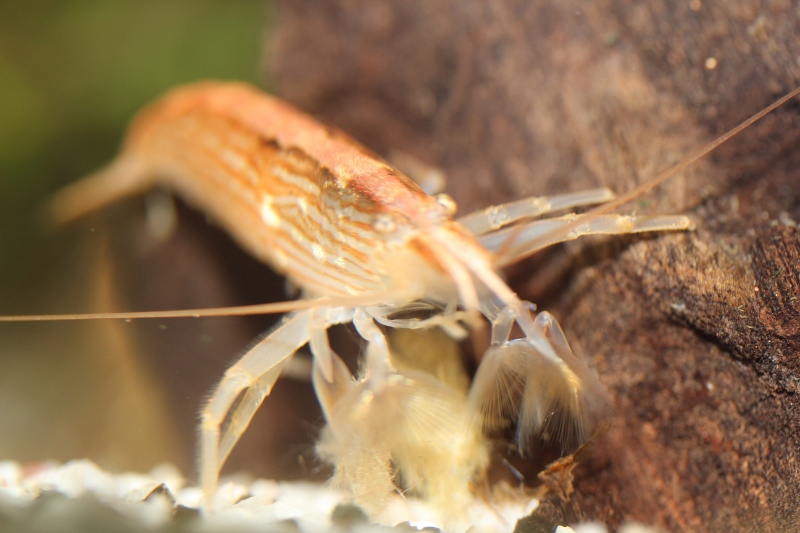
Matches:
[0,460,664,533]
[0,459,535,532]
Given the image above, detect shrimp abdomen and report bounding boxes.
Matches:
[46,83,394,297]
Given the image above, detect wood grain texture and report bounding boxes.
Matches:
[269,1,800,530]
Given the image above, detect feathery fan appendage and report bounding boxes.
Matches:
[469,312,612,456]
[315,362,489,517]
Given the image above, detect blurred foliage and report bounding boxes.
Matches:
[0,0,268,308]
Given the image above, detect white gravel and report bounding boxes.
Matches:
[0,459,662,533]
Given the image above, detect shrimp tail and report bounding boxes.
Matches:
[45,155,151,227]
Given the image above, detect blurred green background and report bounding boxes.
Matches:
[0,0,267,306]
[0,0,274,474]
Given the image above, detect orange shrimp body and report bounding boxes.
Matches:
[52,83,502,309]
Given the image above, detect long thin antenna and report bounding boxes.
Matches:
[0,300,324,322]
[0,294,383,322]
[495,86,800,264]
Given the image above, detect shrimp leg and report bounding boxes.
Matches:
[482,212,693,267]
[200,307,352,509]
[354,309,395,380]
[458,188,615,235]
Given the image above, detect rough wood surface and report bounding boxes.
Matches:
[269,1,800,531]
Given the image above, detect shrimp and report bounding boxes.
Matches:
[4,81,799,518]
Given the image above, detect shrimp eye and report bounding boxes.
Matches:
[373,214,397,234]
[435,193,457,216]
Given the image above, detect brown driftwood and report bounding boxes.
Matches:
[269,1,800,530]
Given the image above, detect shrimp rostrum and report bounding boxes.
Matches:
[43,82,695,514]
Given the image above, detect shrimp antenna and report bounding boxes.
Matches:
[495,85,800,264]
[0,294,387,322]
